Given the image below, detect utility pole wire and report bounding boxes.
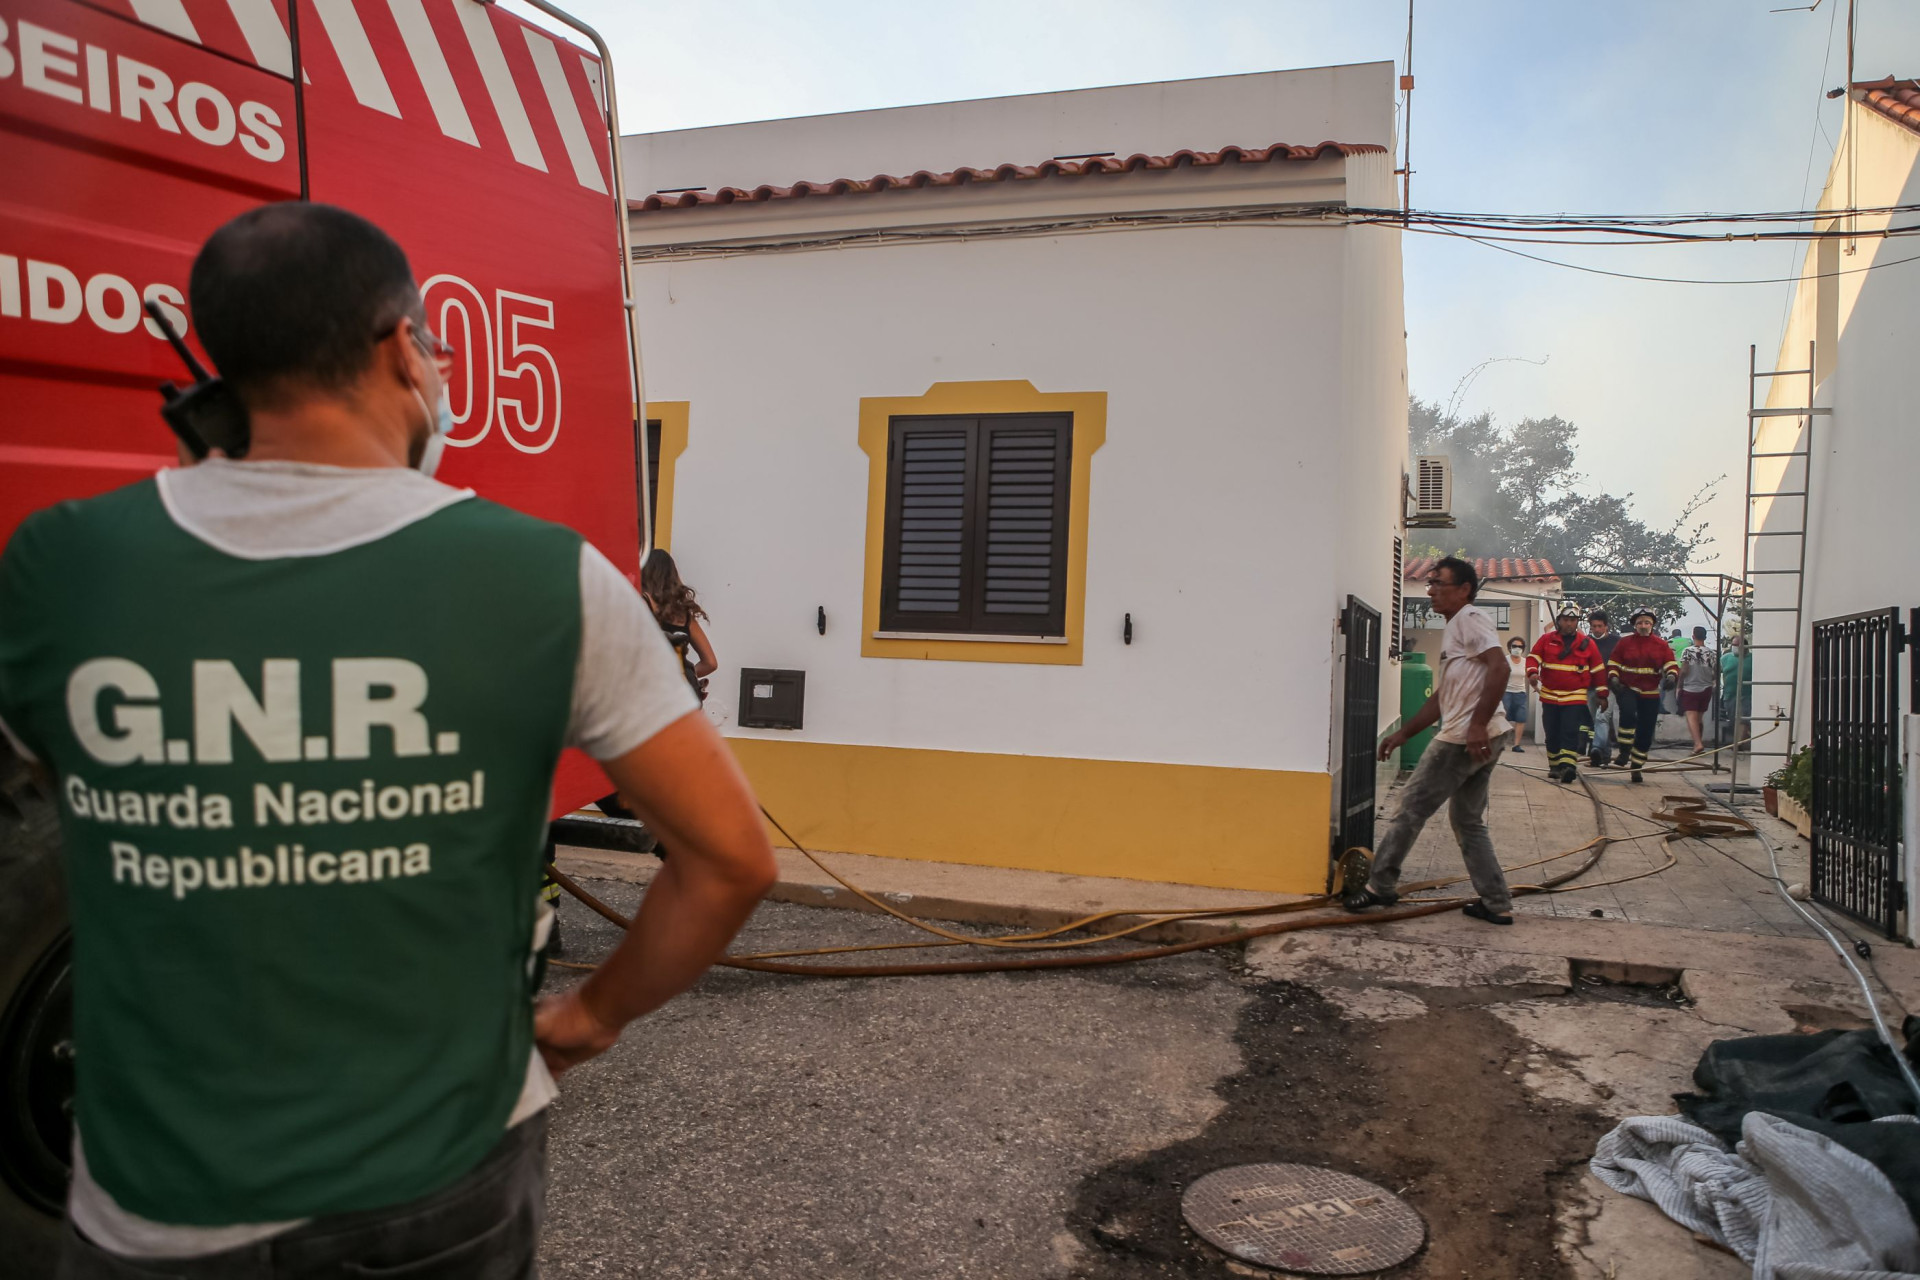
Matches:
[1424,223,1920,287]
[1846,0,1858,253]
[1780,0,1844,343]
[1402,0,1414,215]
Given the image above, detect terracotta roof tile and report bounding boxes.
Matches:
[630,141,1388,212]
[1857,77,1920,136]
[1403,556,1558,584]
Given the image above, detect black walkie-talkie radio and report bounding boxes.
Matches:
[141,299,250,460]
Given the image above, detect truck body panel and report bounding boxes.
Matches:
[1,0,642,812]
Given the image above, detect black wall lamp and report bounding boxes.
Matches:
[817,606,827,636]
[1124,613,1133,645]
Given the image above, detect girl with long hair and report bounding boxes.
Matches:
[640,548,716,696]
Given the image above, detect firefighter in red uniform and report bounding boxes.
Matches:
[1526,607,1608,783]
[1608,608,1680,782]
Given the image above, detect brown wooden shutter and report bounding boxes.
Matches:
[881,419,974,630]
[645,418,661,546]
[880,413,1071,636]
[975,417,1070,635]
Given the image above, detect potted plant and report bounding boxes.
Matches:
[1767,746,1814,838]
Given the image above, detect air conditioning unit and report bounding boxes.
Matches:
[1411,455,1452,526]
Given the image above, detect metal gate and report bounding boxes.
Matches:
[1810,608,1906,936]
[1337,596,1383,864]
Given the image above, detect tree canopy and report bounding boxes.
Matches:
[1409,397,1720,624]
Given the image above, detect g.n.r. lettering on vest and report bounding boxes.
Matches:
[59,655,484,900]
[65,655,463,766]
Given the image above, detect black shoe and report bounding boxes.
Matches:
[1511,744,1524,753]
[1342,886,1399,912]
[1631,769,1644,784]
[1590,755,1607,770]
[1614,752,1632,769]
[1463,901,1515,926]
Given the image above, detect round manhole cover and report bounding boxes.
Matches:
[1181,1163,1424,1275]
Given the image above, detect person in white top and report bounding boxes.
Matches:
[1503,637,1531,752]
[1349,557,1516,924]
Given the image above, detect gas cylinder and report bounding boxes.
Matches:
[1400,651,1436,769]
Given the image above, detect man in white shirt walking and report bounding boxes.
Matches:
[1346,556,1516,925]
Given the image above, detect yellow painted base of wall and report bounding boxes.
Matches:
[728,738,1333,894]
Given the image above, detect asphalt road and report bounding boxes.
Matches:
[536,877,1613,1279]
[536,878,1249,1279]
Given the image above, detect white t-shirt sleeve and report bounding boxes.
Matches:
[1448,607,1502,661]
[567,543,702,761]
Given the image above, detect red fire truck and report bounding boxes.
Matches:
[0,0,649,1261]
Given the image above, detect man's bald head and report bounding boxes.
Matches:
[189,203,421,409]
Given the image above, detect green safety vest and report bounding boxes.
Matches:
[0,481,579,1225]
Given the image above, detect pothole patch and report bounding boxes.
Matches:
[1569,958,1691,1008]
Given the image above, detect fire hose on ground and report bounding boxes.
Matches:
[541,768,1756,979]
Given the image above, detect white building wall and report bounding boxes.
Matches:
[618,64,1404,890]
[637,222,1350,774]
[1338,148,1411,682]
[1757,104,1920,762]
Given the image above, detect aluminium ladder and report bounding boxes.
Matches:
[1738,340,1826,795]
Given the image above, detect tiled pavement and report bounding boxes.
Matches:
[1383,740,1813,936]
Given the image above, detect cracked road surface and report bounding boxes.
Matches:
[534,878,1787,1278]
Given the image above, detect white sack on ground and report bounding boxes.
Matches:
[1591,1112,1920,1280]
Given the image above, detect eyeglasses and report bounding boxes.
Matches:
[412,327,454,362]
[374,317,454,363]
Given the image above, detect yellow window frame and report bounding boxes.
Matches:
[858,381,1106,665]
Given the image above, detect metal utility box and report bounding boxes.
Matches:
[739,668,806,730]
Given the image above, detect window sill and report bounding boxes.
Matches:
[872,630,1069,645]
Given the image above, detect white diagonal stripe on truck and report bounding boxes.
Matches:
[128,0,200,41]
[454,0,546,171]
[578,54,605,121]
[224,0,294,76]
[313,0,401,117]
[521,27,603,192]
[386,0,478,144]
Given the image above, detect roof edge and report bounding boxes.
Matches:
[1855,77,1920,136]
[630,141,1386,213]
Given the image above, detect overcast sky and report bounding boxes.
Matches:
[515,0,1920,574]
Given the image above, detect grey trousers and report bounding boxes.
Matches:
[1588,689,1616,760]
[1367,741,1512,912]
[60,1113,546,1280]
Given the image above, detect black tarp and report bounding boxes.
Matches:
[1675,1018,1920,1221]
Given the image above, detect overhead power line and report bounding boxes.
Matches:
[1426,223,1920,286]
[1348,202,1920,244]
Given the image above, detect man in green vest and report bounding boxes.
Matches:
[0,204,778,1277]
